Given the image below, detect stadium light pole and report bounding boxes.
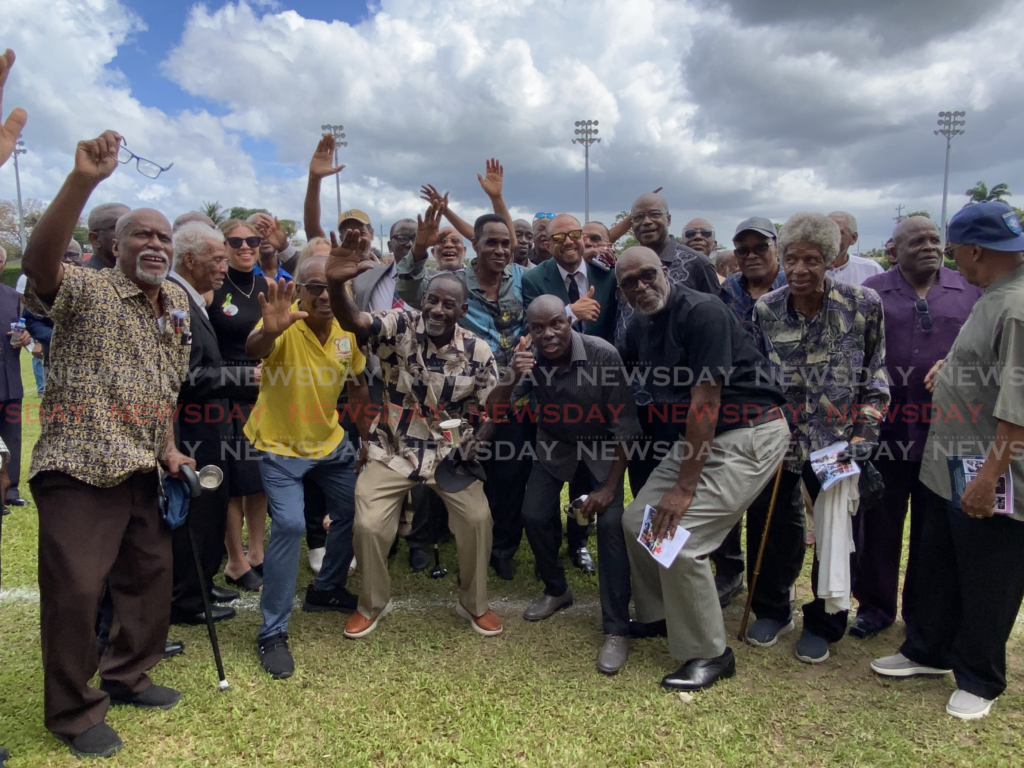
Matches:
[321,124,347,222]
[573,120,600,223]
[935,111,966,247]
[12,138,27,251]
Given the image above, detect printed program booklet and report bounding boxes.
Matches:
[637,504,691,568]
[948,456,1013,515]
[810,441,861,492]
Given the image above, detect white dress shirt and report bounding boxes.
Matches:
[557,259,590,321]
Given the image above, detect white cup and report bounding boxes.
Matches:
[439,418,463,443]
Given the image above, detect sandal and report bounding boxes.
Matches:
[225,568,263,592]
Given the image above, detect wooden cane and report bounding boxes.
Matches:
[738,461,786,642]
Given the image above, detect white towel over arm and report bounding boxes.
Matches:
[812,474,860,614]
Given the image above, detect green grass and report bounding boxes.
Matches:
[1,354,1022,766]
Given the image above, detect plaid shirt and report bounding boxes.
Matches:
[364,308,499,480]
[752,278,889,470]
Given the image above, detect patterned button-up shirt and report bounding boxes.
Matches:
[26,266,191,487]
[752,278,889,470]
[365,308,499,480]
[614,236,721,346]
[722,269,787,333]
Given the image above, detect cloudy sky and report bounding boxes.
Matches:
[2,0,1022,252]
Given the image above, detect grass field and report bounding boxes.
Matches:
[1,354,1022,767]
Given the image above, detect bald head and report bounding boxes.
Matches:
[526,293,573,362]
[616,246,662,275]
[548,214,584,271]
[893,215,938,245]
[64,238,83,267]
[616,246,669,316]
[88,202,132,267]
[828,211,858,261]
[630,194,672,252]
[174,211,216,232]
[526,294,566,322]
[682,217,716,256]
[892,216,942,287]
[296,254,327,283]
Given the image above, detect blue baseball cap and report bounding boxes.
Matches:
[947,201,1024,252]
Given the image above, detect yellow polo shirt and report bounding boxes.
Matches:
[244,307,366,459]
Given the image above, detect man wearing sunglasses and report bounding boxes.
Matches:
[532,214,554,265]
[724,217,787,334]
[855,217,980,642]
[872,201,1024,721]
[681,219,717,257]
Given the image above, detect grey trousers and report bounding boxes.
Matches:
[623,419,790,662]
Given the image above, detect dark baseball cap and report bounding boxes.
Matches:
[734,216,777,241]
[948,201,1024,252]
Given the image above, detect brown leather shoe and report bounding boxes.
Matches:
[456,603,503,636]
[343,601,394,639]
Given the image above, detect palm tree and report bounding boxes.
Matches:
[200,200,227,225]
[965,181,1012,204]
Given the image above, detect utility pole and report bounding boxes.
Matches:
[12,138,26,252]
[320,124,347,223]
[893,204,905,223]
[934,111,966,247]
[572,120,600,223]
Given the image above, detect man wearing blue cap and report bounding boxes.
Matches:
[871,201,1024,721]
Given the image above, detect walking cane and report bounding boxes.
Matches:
[738,461,786,643]
[181,466,230,691]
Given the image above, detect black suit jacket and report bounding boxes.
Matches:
[170,276,259,466]
[521,259,618,342]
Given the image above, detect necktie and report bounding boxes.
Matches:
[566,273,580,303]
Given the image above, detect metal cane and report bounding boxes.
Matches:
[429,543,447,579]
[181,465,230,691]
[738,461,786,643]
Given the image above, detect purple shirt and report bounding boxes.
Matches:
[862,266,982,461]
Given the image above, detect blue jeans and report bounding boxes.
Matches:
[32,356,45,395]
[257,441,358,641]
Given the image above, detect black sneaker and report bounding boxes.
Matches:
[409,547,432,572]
[100,680,181,710]
[490,556,516,581]
[303,584,358,612]
[57,722,123,759]
[259,632,294,679]
[715,572,745,608]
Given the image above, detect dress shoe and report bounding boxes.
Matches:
[163,640,185,659]
[597,635,629,674]
[571,547,595,574]
[715,572,744,608]
[409,547,432,572]
[57,722,123,759]
[628,619,668,638]
[170,604,236,626]
[456,603,503,636]
[523,590,573,621]
[490,555,516,581]
[100,681,181,710]
[344,601,394,639]
[849,615,889,640]
[210,586,239,604]
[225,567,262,592]
[661,648,736,691]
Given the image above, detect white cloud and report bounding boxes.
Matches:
[1,0,1023,252]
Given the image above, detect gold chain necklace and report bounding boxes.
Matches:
[226,270,256,299]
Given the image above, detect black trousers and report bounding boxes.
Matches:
[0,400,22,502]
[746,467,807,624]
[407,484,448,550]
[852,458,927,628]
[170,480,229,616]
[900,493,1024,700]
[522,461,630,635]
[483,420,533,560]
[302,478,329,551]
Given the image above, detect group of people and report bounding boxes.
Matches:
[2,46,1024,764]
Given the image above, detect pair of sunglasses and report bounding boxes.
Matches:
[226,236,263,249]
[534,212,554,220]
[300,283,328,296]
[735,242,773,258]
[684,228,714,239]
[550,230,583,244]
[915,298,933,332]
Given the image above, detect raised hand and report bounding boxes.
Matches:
[73,130,122,181]
[570,285,601,322]
[477,158,504,199]
[325,228,375,284]
[257,278,308,335]
[310,133,345,179]
[0,49,27,169]
[252,213,289,252]
[510,335,535,377]
[413,196,447,258]
[419,184,449,209]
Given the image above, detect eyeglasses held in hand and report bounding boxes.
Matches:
[734,242,773,258]
[226,236,263,249]
[117,140,174,180]
[915,298,933,332]
[683,228,714,239]
[300,283,328,296]
[549,230,583,244]
[534,212,555,220]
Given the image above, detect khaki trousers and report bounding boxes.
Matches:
[623,419,790,662]
[354,460,492,618]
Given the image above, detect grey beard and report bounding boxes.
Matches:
[136,252,169,285]
[636,293,666,316]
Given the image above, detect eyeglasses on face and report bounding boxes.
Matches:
[534,212,555,220]
[300,282,328,296]
[630,210,666,226]
[584,233,604,243]
[915,298,933,332]
[550,230,583,245]
[117,140,174,180]
[226,236,263,249]
[734,242,773,259]
[619,267,662,293]
[684,228,714,239]
[390,235,415,245]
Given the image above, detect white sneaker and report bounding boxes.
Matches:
[870,652,951,677]
[946,689,994,720]
[307,547,326,576]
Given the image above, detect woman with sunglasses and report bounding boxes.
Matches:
[209,219,271,592]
